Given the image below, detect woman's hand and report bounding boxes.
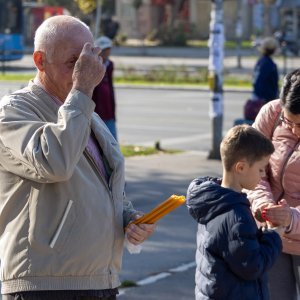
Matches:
[263,199,292,227]
[254,203,274,222]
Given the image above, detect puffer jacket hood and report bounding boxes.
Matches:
[187,176,249,224]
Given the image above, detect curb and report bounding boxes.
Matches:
[115,83,251,93]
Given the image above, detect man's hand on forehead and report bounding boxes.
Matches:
[82,42,101,56]
[72,42,106,98]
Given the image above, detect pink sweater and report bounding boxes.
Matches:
[247,99,300,255]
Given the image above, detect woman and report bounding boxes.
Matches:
[244,37,279,121]
[252,37,279,103]
[247,68,300,300]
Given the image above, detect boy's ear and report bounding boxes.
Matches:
[235,161,247,173]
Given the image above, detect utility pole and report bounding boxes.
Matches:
[208,0,224,160]
[94,0,102,39]
[235,0,243,69]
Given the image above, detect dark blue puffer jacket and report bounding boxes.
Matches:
[186,177,282,300]
[253,55,279,102]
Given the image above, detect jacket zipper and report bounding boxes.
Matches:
[84,150,112,191]
[84,149,116,287]
[277,140,300,203]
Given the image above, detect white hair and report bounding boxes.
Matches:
[34,15,92,60]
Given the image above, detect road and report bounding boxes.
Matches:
[117,86,248,152]
[0,83,249,152]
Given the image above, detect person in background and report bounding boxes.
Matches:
[92,36,117,140]
[247,68,300,300]
[253,36,279,103]
[0,15,155,300]
[243,37,279,122]
[186,125,282,300]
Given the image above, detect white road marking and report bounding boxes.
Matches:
[118,261,196,296]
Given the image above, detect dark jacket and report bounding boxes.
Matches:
[253,55,279,102]
[186,177,282,300]
[92,60,115,120]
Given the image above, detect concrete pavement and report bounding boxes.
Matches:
[120,151,222,299]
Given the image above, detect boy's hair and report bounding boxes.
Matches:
[220,125,274,171]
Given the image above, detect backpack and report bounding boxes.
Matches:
[244,98,266,121]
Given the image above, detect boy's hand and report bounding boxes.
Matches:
[266,224,286,237]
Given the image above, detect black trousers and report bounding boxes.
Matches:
[2,294,117,300]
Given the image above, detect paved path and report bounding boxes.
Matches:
[119,151,222,299]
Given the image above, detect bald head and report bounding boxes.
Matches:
[34,15,93,61]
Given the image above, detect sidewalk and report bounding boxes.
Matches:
[120,151,222,299]
[4,46,297,81]
[0,152,220,300]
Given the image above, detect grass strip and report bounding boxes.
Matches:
[120,144,180,157]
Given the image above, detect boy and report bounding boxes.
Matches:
[186,125,282,300]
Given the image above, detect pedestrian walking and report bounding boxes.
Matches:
[244,37,279,121]
[92,36,117,140]
[186,125,282,300]
[253,36,279,103]
[0,15,155,300]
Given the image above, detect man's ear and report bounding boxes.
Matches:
[33,51,46,71]
[235,161,247,174]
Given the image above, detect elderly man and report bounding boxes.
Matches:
[0,15,155,300]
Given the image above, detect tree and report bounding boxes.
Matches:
[132,0,142,10]
[75,0,97,14]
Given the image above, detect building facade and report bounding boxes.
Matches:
[115,0,300,48]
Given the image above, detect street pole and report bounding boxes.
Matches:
[208,0,224,160]
[94,0,102,39]
[235,0,243,69]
